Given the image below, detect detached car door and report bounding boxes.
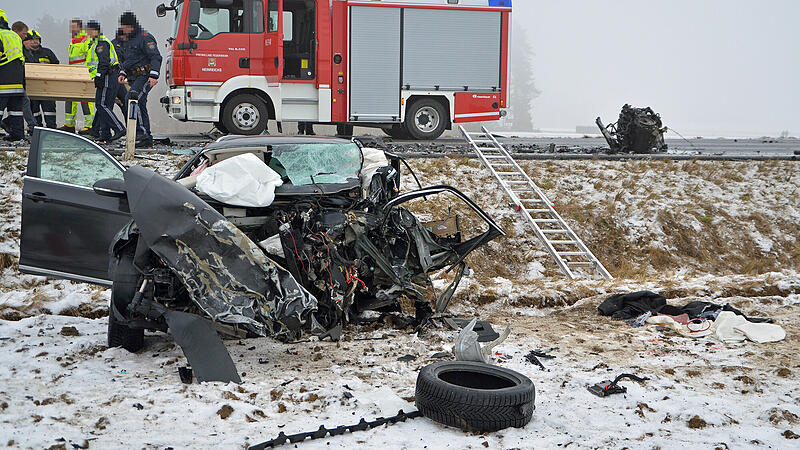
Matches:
[19,128,131,286]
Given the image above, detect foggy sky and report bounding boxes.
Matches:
[5,0,798,136]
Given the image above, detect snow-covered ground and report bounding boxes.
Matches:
[1,149,799,449]
[1,294,798,449]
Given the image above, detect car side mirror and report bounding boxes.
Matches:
[187,25,199,39]
[93,178,127,198]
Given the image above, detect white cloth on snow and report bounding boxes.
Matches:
[645,315,713,338]
[195,153,283,207]
[712,311,786,344]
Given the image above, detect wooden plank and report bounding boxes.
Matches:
[25,63,95,102]
[124,100,138,160]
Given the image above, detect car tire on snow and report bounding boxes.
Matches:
[415,361,535,432]
[107,244,144,353]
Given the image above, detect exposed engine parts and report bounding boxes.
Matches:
[597,104,668,154]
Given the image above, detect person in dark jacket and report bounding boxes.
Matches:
[111,28,127,116]
[117,11,161,148]
[86,21,125,143]
[0,10,26,141]
[24,30,59,129]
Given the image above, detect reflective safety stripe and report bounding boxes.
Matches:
[7,111,23,116]
[0,88,25,94]
[0,83,24,89]
[86,35,120,78]
[68,32,89,66]
[0,29,24,66]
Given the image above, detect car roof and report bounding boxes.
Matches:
[205,135,354,151]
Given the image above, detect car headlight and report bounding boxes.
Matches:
[172,96,182,105]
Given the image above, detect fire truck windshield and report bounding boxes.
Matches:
[171,2,184,39]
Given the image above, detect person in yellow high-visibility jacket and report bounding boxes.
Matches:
[59,19,94,134]
[0,9,26,141]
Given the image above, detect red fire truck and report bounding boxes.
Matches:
[157,0,511,139]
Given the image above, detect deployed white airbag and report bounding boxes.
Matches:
[195,153,283,207]
[360,147,390,192]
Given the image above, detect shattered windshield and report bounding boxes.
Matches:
[271,143,363,186]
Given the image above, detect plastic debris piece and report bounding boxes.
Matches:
[454,318,510,364]
[179,367,194,384]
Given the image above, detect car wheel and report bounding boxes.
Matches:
[383,124,411,140]
[404,99,447,140]
[107,243,144,352]
[222,94,268,135]
[415,361,535,432]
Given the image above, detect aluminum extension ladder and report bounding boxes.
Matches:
[459,125,613,280]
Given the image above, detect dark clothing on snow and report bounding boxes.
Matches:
[598,291,679,320]
[599,292,774,323]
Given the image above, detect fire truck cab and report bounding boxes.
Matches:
[157,0,511,139]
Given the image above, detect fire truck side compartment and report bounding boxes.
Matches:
[349,6,402,122]
[402,9,501,92]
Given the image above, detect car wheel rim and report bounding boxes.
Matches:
[414,106,439,133]
[233,103,259,131]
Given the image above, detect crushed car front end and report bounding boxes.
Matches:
[109,137,504,344]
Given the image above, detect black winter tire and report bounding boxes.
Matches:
[404,98,448,140]
[415,361,535,432]
[107,243,144,352]
[222,94,269,135]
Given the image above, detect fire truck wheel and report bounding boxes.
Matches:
[222,94,268,135]
[405,98,447,140]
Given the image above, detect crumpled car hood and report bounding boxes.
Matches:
[123,166,318,337]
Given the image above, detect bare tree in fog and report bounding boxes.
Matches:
[509,27,539,131]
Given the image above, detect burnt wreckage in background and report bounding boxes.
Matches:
[597,104,668,154]
[19,131,502,381]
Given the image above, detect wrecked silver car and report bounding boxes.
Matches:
[20,129,503,381]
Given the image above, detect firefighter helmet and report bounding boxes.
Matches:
[26,30,42,42]
[0,9,8,25]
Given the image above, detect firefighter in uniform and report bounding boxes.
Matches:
[0,9,26,141]
[111,28,128,117]
[23,30,59,129]
[61,19,95,134]
[86,21,125,143]
[2,20,36,136]
[118,11,161,148]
